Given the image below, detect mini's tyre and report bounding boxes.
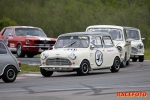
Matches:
[110,57,120,72]
[2,66,17,83]
[139,55,144,62]
[132,58,137,62]
[17,44,25,57]
[77,60,90,75]
[40,68,53,77]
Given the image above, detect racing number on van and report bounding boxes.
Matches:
[95,50,103,66]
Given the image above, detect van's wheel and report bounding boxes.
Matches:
[132,58,137,62]
[2,66,17,83]
[110,57,120,72]
[139,55,144,62]
[40,68,53,77]
[17,44,25,57]
[77,60,89,75]
[126,59,130,66]
[26,53,34,58]
[120,54,126,67]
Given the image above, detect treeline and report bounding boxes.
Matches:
[0,0,150,48]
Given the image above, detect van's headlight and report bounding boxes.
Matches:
[68,52,76,60]
[137,44,143,49]
[41,52,47,60]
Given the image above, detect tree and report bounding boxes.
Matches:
[0,18,18,30]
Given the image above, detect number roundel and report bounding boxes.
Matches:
[95,50,103,66]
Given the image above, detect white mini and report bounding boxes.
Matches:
[40,32,121,77]
[86,25,131,67]
[124,27,145,62]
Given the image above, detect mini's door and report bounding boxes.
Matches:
[89,36,105,69]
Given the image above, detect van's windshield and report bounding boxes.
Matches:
[87,28,123,41]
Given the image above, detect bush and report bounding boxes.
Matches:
[0,18,18,30]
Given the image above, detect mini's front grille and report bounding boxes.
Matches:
[46,58,72,65]
[34,40,55,44]
[131,47,138,53]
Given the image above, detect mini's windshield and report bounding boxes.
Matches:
[126,30,140,40]
[15,28,47,37]
[55,36,90,48]
[87,28,123,41]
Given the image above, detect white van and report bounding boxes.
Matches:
[86,25,131,67]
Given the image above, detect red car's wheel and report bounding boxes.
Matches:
[17,44,25,57]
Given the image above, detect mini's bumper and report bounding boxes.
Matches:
[40,65,79,71]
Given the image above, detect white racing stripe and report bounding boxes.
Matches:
[45,38,51,41]
[36,37,45,41]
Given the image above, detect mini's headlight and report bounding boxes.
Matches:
[26,40,30,44]
[117,46,122,52]
[137,44,143,49]
[41,52,47,60]
[68,52,76,60]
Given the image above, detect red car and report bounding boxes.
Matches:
[0,26,56,58]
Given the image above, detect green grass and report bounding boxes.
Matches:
[144,49,150,60]
[19,64,40,74]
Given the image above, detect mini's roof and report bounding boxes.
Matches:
[59,32,111,37]
[86,25,124,30]
[123,26,139,30]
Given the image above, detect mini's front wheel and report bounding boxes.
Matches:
[77,60,90,75]
[40,68,53,77]
[2,66,17,83]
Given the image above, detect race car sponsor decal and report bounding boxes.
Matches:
[107,49,114,53]
[95,50,103,66]
[10,43,15,47]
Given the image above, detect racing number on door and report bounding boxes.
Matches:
[95,50,103,66]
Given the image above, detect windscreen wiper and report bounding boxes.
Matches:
[63,41,76,48]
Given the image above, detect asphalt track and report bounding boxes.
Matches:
[0,58,150,100]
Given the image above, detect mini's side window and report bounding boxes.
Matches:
[2,28,13,36]
[0,42,7,54]
[91,36,102,48]
[103,36,114,48]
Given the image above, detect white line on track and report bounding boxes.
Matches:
[0,85,150,93]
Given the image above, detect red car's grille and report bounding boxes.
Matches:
[34,40,55,44]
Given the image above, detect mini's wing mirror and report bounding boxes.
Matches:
[141,38,145,41]
[9,33,13,37]
[90,44,94,50]
[126,39,131,43]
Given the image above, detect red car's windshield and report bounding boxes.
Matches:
[15,28,47,37]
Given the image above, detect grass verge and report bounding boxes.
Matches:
[19,64,40,74]
[145,49,150,60]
